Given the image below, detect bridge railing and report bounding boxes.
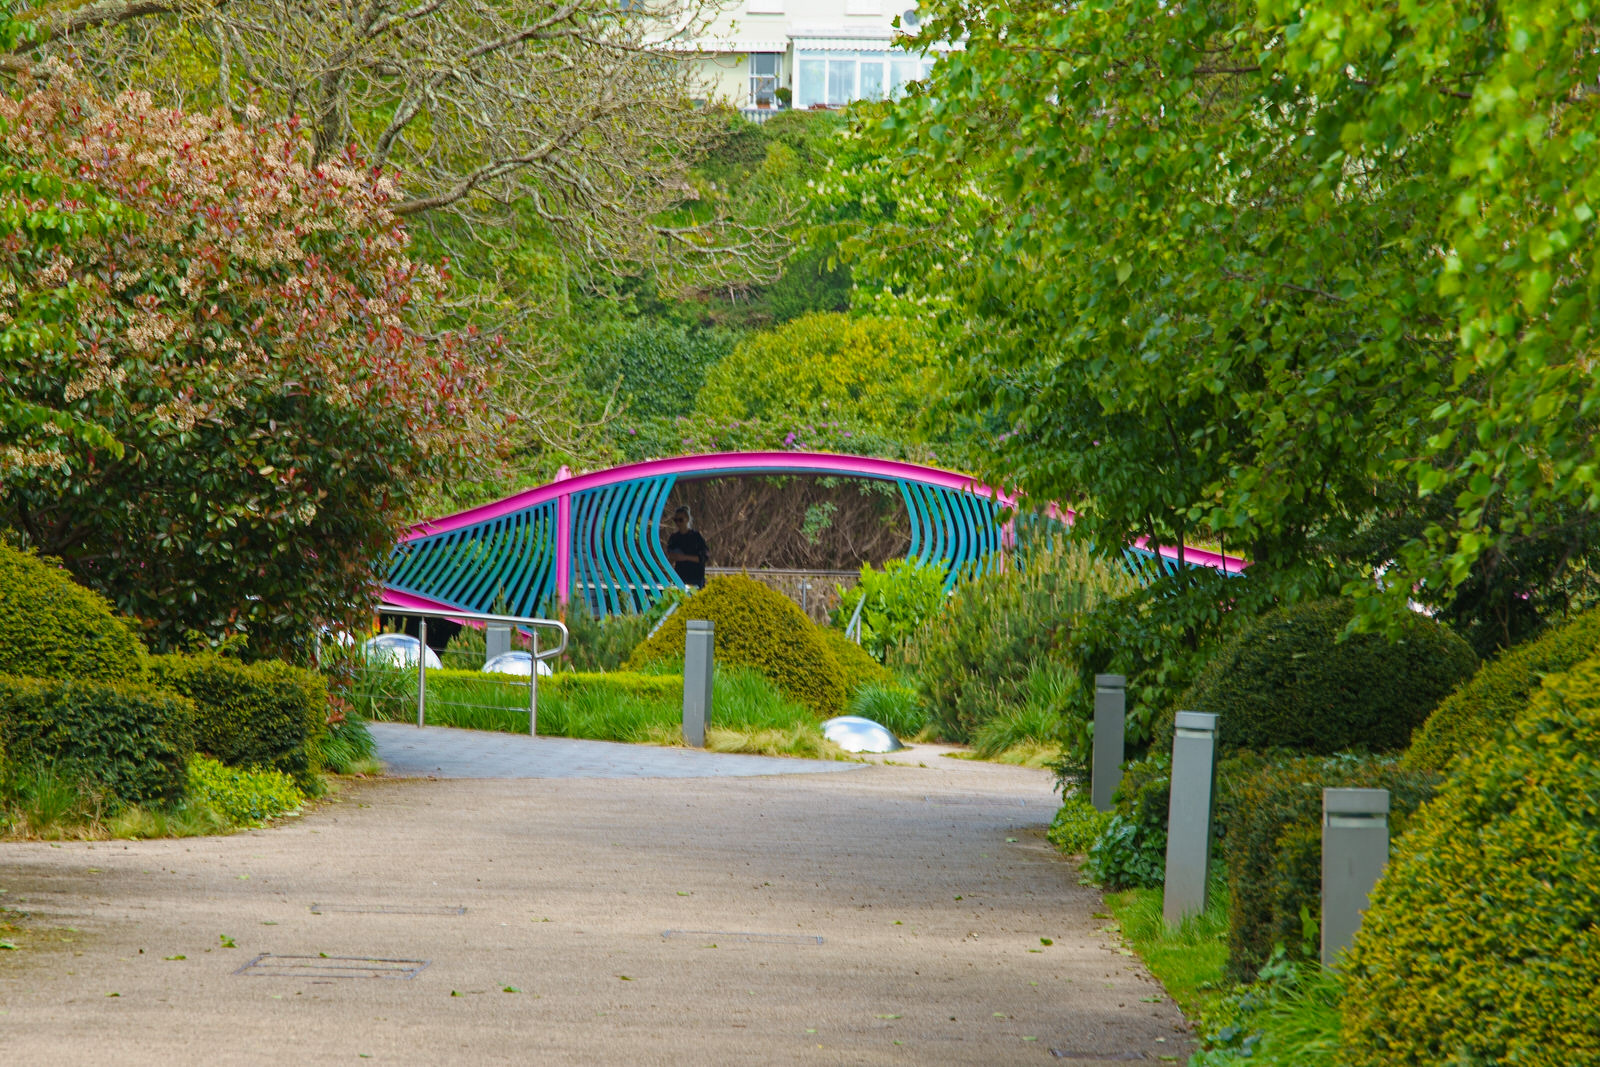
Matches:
[362,604,568,736]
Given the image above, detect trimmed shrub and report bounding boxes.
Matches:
[0,674,193,805]
[1340,656,1600,1064]
[1224,754,1439,981]
[816,627,892,697]
[186,756,304,827]
[628,575,845,715]
[1157,598,1477,756]
[1048,793,1114,855]
[895,540,1135,742]
[0,542,145,683]
[1403,605,1600,773]
[148,653,328,791]
[830,559,947,663]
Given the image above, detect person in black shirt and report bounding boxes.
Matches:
[665,505,709,588]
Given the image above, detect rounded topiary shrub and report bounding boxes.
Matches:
[0,542,145,683]
[628,575,845,715]
[816,627,891,697]
[1339,655,1600,1064]
[1158,598,1477,755]
[1402,606,1600,773]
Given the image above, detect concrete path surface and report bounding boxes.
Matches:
[0,734,1191,1065]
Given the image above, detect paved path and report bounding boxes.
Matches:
[370,722,861,779]
[0,734,1191,1065]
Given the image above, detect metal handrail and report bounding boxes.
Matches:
[376,603,568,736]
[844,594,867,645]
[646,600,680,640]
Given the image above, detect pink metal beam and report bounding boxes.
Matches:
[400,450,1250,576]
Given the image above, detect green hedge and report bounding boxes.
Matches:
[149,653,328,791]
[629,575,845,715]
[1341,655,1600,1064]
[0,673,193,805]
[1403,606,1600,773]
[1223,754,1439,981]
[1158,598,1477,756]
[0,541,146,683]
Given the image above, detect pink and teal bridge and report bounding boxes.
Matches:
[384,451,1244,618]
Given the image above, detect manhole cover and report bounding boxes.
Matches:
[310,903,466,916]
[661,930,824,945]
[234,954,431,979]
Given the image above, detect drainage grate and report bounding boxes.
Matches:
[234,954,431,979]
[661,930,824,945]
[1050,1052,1146,1061]
[310,903,466,916]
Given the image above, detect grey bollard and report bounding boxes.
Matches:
[1091,674,1126,812]
[1162,711,1219,927]
[485,623,511,663]
[682,620,714,747]
[1321,788,1389,967]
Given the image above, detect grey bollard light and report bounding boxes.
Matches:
[485,623,512,663]
[682,620,714,747]
[1321,788,1389,967]
[1091,674,1126,812]
[1162,711,1220,927]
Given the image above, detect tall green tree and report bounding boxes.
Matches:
[847,0,1600,637]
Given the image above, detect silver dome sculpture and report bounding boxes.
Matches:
[821,715,906,754]
[481,650,553,677]
[362,633,442,670]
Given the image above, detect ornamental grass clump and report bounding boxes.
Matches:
[1340,654,1600,1064]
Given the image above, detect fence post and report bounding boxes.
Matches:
[1321,788,1389,967]
[682,620,714,747]
[415,616,428,729]
[1092,674,1126,812]
[1162,711,1219,927]
[528,628,539,738]
[486,623,511,663]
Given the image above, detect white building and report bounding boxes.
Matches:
[679,0,948,117]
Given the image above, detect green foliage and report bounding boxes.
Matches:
[1103,881,1231,1020]
[895,540,1135,743]
[1224,755,1439,981]
[696,312,938,432]
[185,756,304,828]
[1084,755,1172,890]
[0,541,146,683]
[1340,655,1600,1065]
[814,626,892,696]
[1159,598,1477,756]
[561,593,685,673]
[1193,951,1345,1067]
[0,73,495,656]
[1047,793,1113,855]
[854,0,1600,647]
[0,674,193,806]
[845,682,926,740]
[1403,606,1600,773]
[148,653,329,791]
[318,714,377,776]
[1062,565,1267,765]
[629,574,845,715]
[831,559,946,663]
[970,662,1077,760]
[582,320,737,419]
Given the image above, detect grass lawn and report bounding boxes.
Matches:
[356,663,850,760]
